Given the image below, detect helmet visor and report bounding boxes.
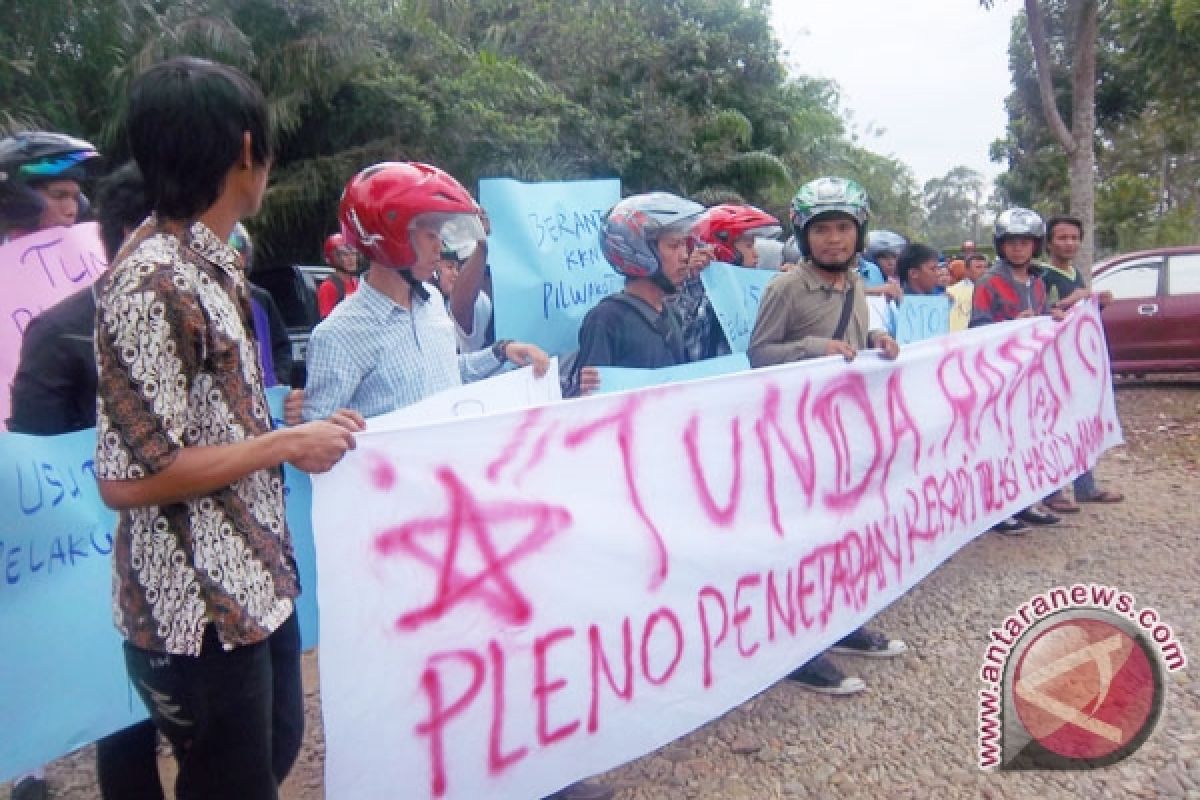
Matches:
[412,212,485,255]
[742,225,782,241]
[20,149,100,182]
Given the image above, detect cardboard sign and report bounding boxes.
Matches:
[1,223,107,429]
[483,179,622,356]
[699,262,778,353]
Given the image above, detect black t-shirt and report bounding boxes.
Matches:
[573,292,686,378]
[1041,264,1087,307]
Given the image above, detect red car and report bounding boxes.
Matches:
[1091,245,1200,374]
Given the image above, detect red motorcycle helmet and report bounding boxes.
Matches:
[693,204,782,265]
[323,232,348,264]
[337,162,480,269]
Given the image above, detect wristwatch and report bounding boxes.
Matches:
[492,339,513,363]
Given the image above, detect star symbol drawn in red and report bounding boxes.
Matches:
[373,466,573,631]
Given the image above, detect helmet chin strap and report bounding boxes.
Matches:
[399,267,430,302]
[651,270,679,295]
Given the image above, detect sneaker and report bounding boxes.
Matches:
[545,780,615,800]
[11,777,49,800]
[830,627,908,658]
[786,653,866,695]
[992,517,1028,535]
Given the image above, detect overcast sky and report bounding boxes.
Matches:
[769,0,1022,192]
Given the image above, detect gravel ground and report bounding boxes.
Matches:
[8,378,1199,799]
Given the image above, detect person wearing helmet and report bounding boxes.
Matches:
[0,130,101,241]
[970,207,1065,533]
[317,231,361,319]
[863,229,907,285]
[665,203,773,364]
[693,203,782,268]
[300,161,548,422]
[570,192,704,390]
[674,203,781,363]
[93,57,364,799]
[7,162,164,800]
[748,177,905,694]
[3,129,102,800]
[749,177,900,365]
[970,207,1063,328]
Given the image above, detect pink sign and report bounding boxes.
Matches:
[0,222,107,429]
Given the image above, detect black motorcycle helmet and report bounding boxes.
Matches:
[0,131,101,233]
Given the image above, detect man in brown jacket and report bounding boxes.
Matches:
[749,176,905,695]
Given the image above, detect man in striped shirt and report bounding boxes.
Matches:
[301,162,547,423]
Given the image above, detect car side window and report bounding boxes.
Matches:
[1093,259,1161,300]
[1167,253,1200,296]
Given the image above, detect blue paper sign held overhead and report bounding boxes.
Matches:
[699,262,778,353]
[893,295,952,344]
[482,178,622,356]
[594,353,751,394]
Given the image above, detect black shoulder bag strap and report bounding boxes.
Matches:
[831,284,857,342]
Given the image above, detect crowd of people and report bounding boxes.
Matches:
[1,56,1123,800]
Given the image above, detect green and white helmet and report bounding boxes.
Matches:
[790,176,870,258]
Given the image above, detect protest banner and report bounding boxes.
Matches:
[893,294,952,344]
[0,387,316,780]
[311,303,1123,800]
[594,353,750,395]
[370,362,562,433]
[482,179,622,356]
[0,222,108,429]
[699,262,778,353]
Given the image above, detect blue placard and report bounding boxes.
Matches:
[894,294,952,344]
[0,387,318,780]
[594,353,751,394]
[265,387,320,652]
[482,178,623,356]
[699,262,779,353]
[0,428,141,780]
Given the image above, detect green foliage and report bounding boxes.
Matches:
[923,167,987,251]
[6,0,927,264]
[993,1,1200,256]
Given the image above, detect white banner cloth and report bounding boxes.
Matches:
[312,304,1122,799]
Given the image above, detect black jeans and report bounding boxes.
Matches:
[96,719,164,800]
[123,613,304,800]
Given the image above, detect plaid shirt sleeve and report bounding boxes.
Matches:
[458,347,503,384]
[301,320,366,421]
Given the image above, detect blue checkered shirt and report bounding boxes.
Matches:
[301,278,502,420]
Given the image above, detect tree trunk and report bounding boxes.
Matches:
[1024,0,1098,278]
[1069,0,1098,277]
